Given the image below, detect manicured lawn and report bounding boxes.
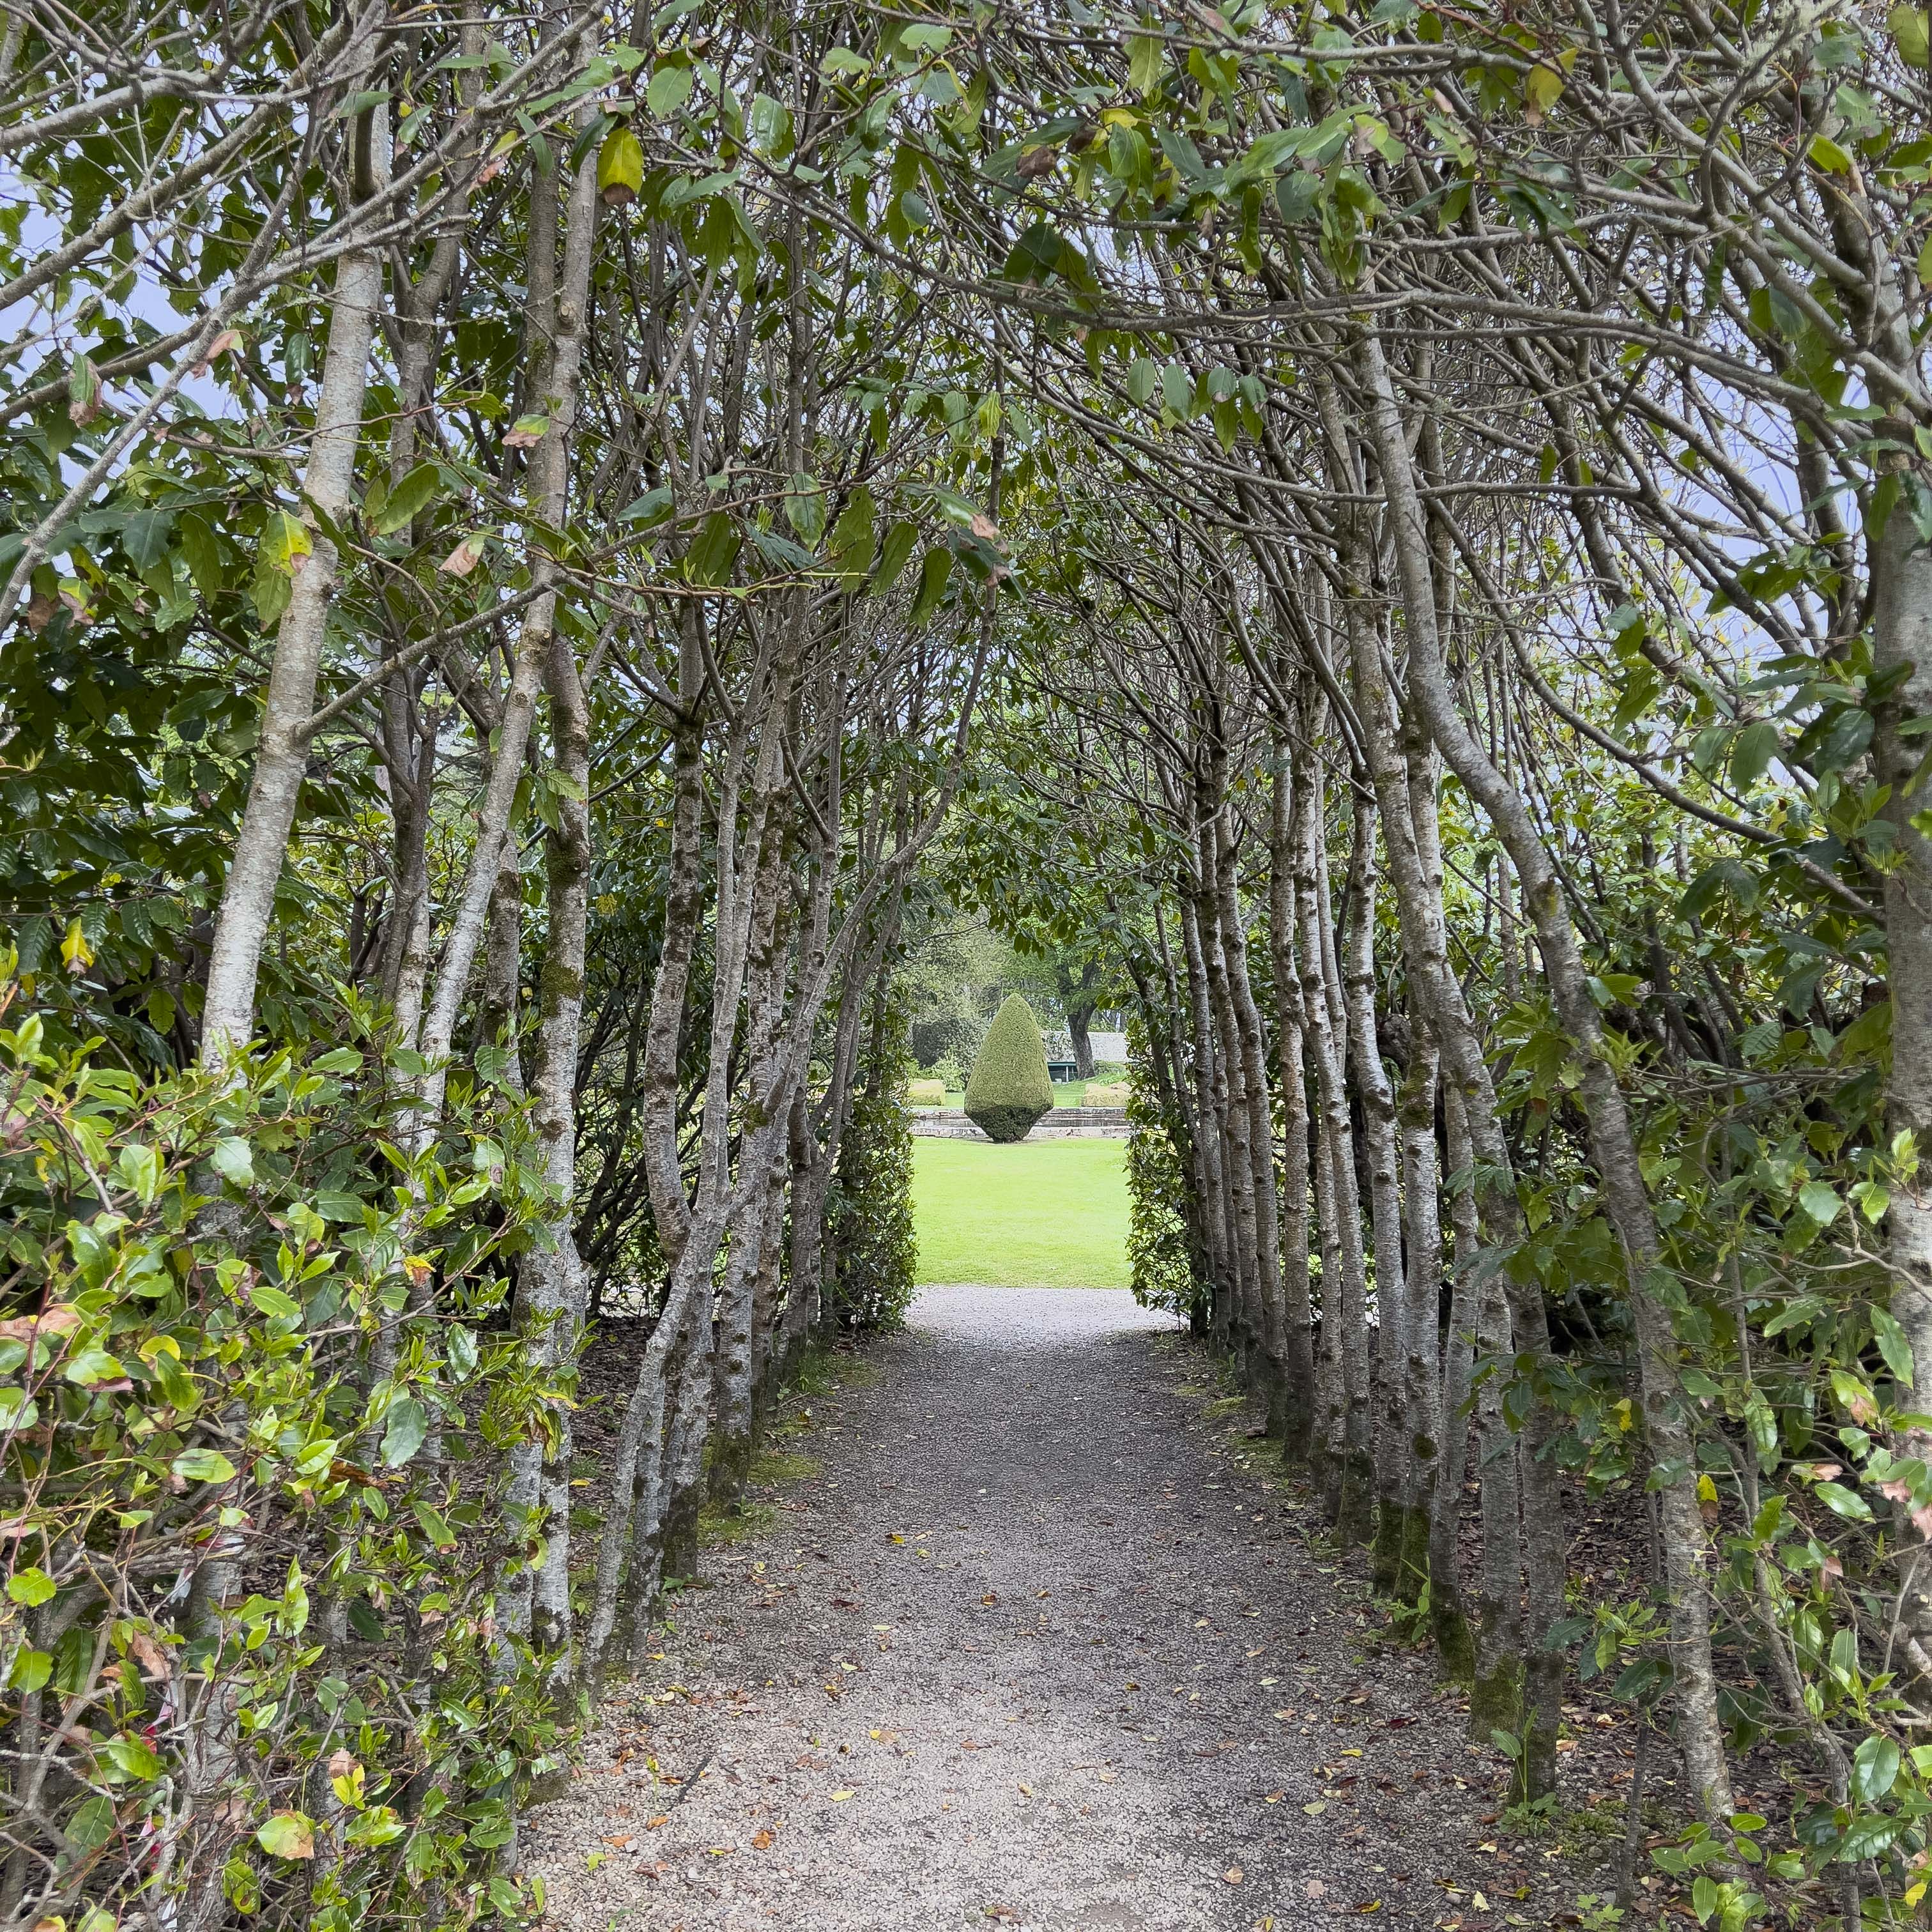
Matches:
[912,1137,1130,1289]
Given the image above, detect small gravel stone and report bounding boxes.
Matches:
[528,1284,1532,1929]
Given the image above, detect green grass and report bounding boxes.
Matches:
[912,1137,1130,1288]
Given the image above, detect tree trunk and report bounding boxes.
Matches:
[1269,733,1315,1457]
[199,37,388,1063]
[1356,323,1727,1817]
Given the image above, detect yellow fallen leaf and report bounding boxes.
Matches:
[830,1788,855,1802]
[751,1828,774,1849]
[1473,1892,1489,1912]
[1017,1782,1033,1797]
[1225,1867,1243,1884]
[1303,1800,1325,1815]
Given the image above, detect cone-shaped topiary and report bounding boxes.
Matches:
[964,993,1054,1143]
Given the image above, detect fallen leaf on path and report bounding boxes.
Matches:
[983,1592,999,1604]
[1016,1782,1033,1797]
[1305,1881,1326,1899]
[602,1835,633,1849]
[751,1828,775,1849]
[1225,1867,1243,1884]
[1355,1904,1382,1915]
[1303,1801,1325,1815]
[645,1815,669,1829]
[829,1788,855,1801]
[1472,1893,1489,1911]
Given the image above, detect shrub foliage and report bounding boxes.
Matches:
[963,996,1053,1144]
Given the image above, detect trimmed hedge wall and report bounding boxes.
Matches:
[964,993,1054,1142]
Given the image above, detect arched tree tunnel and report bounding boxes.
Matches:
[3,1,1922,1927]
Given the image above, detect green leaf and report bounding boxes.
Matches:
[1853,1732,1901,1802]
[6,1646,50,1691]
[1809,134,1853,174]
[172,1448,238,1484]
[1160,362,1194,418]
[1839,1811,1899,1860]
[830,487,876,580]
[178,512,223,595]
[749,92,793,158]
[783,472,827,546]
[909,548,953,626]
[1892,6,1929,66]
[683,511,740,586]
[257,1811,316,1860]
[104,1735,164,1781]
[7,1566,56,1606]
[381,1397,429,1468]
[1798,1179,1841,1225]
[249,1282,302,1322]
[1873,1306,1915,1386]
[374,462,443,537]
[121,508,175,571]
[1128,31,1164,97]
[1728,720,1780,791]
[209,1137,254,1188]
[412,1499,456,1549]
[1127,356,1159,406]
[1815,1480,1873,1520]
[871,521,919,594]
[597,123,645,205]
[256,508,311,576]
[647,63,694,116]
[617,485,675,526]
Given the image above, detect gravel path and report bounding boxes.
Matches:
[531,1285,1576,1931]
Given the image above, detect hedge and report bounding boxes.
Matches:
[964,994,1054,1142]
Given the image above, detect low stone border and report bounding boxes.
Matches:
[907,1107,1131,1140]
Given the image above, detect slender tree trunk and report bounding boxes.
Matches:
[1195,811,1263,1373]
[1432,1084,1479,1680]
[1395,1012,1441,1610]
[1215,801,1286,1413]
[498,94,601,1689]
[1337,787,1404,1588]
[1356,325,1723,1814]
[1873,471,1932,1664]
[199,27,388,1062]
[1296,740,1368,1529]
[1269,734,1315,1457]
